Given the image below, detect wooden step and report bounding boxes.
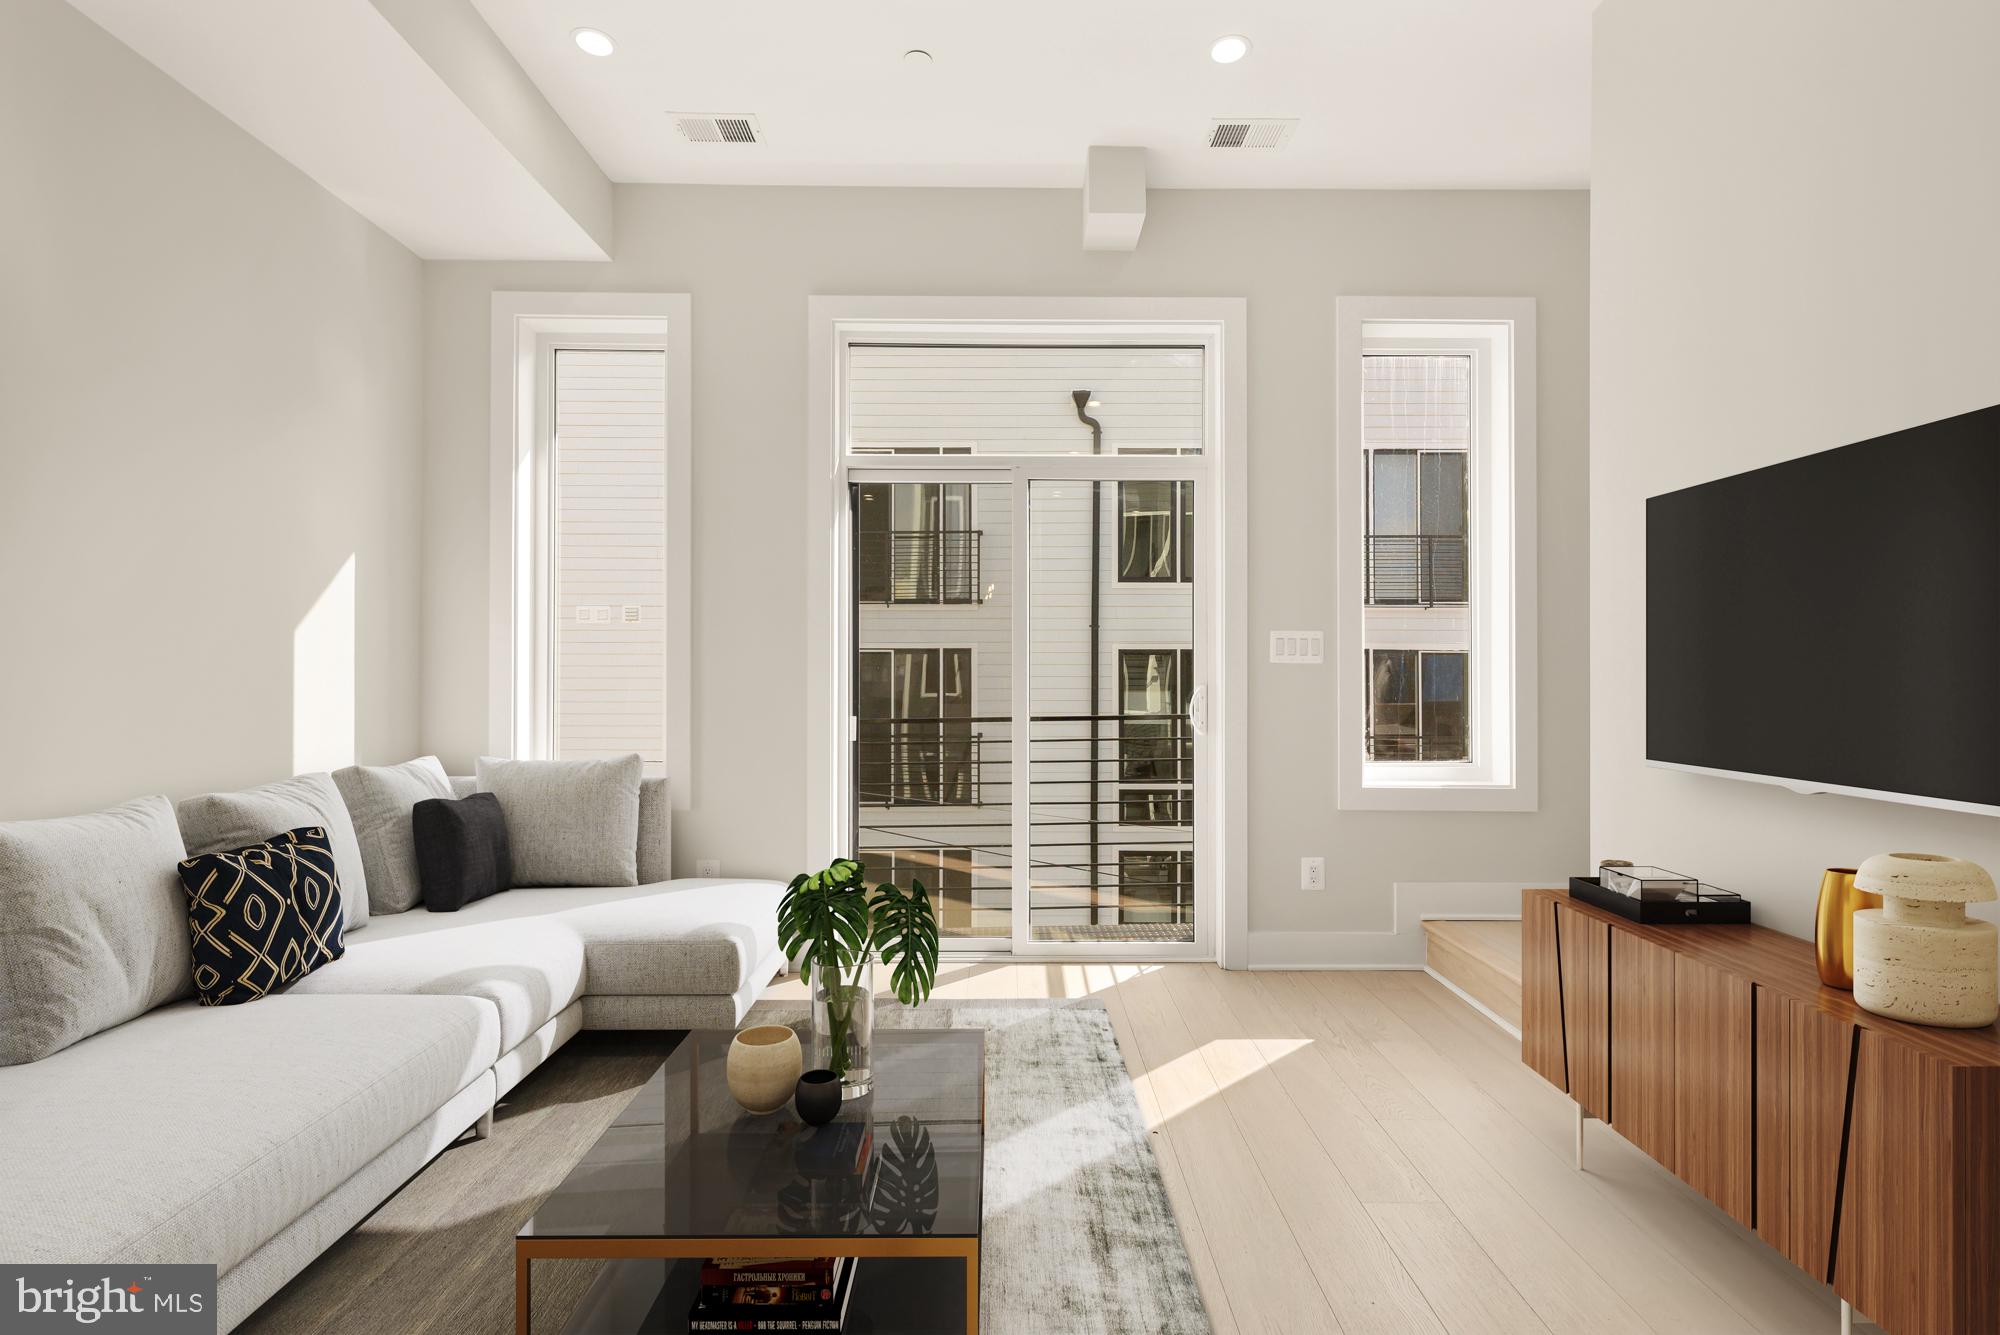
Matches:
[1423,918,1522,1033]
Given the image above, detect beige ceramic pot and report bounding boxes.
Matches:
[726,1025,803,1114]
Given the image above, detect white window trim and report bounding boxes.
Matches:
[1335,297,1538,812]
[488,292,692,802]
[803,295,1249,967]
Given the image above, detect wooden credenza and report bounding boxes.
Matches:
[1522,887,2000,1335]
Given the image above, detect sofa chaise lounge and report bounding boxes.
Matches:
[0,766,785,1332]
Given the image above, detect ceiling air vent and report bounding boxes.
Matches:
[672,113,763,145]
[1207,117,1297,150]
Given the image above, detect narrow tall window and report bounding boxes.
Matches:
[551,348,668,770]
[1337,300,1536,809]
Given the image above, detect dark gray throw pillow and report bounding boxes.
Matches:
[411,792,512,912]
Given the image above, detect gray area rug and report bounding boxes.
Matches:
[746,997,1213,1335]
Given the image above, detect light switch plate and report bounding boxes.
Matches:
[1270,631,1325,664]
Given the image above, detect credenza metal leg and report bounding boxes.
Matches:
[1573,1101,1585,1170]
[1839,1299,1852,1335]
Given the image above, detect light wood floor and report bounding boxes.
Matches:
[247,963,1878,1334]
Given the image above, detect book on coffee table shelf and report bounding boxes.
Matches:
[688,1256,856,1333]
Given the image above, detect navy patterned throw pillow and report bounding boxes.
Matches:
[176,825,346,1006]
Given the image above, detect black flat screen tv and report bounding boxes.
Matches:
[1646,404,2000,815]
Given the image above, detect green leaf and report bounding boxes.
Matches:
[780,859,882,991]
[871,878,940,1008]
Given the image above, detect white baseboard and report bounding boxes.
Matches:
[1247,880,1539,970]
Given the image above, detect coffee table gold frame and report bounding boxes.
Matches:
[514,1233,978,1334]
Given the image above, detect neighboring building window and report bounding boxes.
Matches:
[870,847,975,935]
[1119,788,1192,826]
[856,647,974,805]
[1117,481,1194,583]
[1119,850,1194,924]
[1367,450,1467,606]
[1367,649,1469,762]
[856,482,981,605]
[1119,649,1193,783]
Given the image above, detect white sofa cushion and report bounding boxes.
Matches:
[358,879,783,998]
[0,796,192,1065]
[0,992,499,1273]
[285,916,585,1052]
[176,772,370,931]
[474,755,641,888]
[332,757,453,915]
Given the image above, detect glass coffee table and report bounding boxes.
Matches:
[517,1027,984,1334]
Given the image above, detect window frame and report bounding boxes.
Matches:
[489,293,693,803]
[802,296,1250,968]
[1335,298,1537,811]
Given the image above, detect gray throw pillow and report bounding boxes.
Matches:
[475,755,642,888]
[331,757,454,914]
[176,772,369,930]
[0,796,192,1065]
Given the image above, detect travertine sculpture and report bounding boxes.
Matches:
[1852,852,1998,1028]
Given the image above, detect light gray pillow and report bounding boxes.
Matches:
[332,757,454,914]
[476,755,642,888]
[638,777,672,884]
[175,773,369,930]
[0,796,192,1065]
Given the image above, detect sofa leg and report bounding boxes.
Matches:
[472,1108,495,1141]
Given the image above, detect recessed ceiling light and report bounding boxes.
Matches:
[1209,34,1251,64]
[903,49,934,65]
[572,28,615,57]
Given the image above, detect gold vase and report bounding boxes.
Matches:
[1815,867,1881,989]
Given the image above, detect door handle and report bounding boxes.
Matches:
[1188,684,1209,737]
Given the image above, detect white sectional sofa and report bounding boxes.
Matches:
[0,766,785,1333]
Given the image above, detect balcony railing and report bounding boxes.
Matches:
[857,529,983,605]
[1365,534,1468,606]
[853,713,1195,942]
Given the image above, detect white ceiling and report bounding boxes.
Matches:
[471,0,1595,190]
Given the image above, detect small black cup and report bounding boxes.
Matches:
[794,1069,843,1126]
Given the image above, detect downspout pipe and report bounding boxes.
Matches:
[1072,391,1104,924]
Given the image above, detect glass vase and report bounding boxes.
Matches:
[812,981,874,1098]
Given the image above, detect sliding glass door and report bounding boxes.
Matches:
[839,339,1214,958]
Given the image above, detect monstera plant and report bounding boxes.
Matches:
[777,858,939,1095]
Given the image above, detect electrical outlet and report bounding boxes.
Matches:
[1301,856,1326,891]
[696,859,722,878]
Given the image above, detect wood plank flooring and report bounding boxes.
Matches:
[243,964,1879,1334]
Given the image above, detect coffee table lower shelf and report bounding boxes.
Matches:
[517,1235,979,1335]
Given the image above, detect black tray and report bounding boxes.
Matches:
[1568,876,1751,925]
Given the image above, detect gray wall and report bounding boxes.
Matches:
[423,184,1590,939]
[1592,0,2000,939]
[0,0,425,818]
